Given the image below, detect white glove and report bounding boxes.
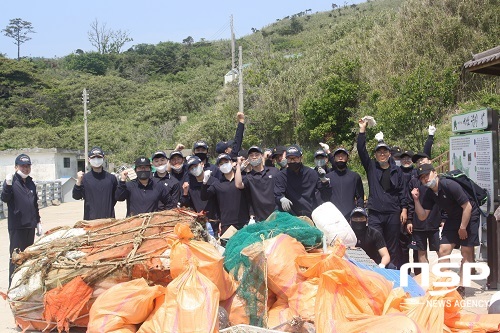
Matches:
[362,116,377,127]
[203,170,212,184]
[36,223,43,237]
[248,217,256,225]
[428,125,436,136]
[374,131,384,142]
[280,197,293,212]
[319,142,330,152]
[378,263,386,269]
[5,173,13,186]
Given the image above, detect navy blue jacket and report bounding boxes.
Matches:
[1,174,40,230]
[228,122,245,160]
[151,172,181,210]
[72,169,118,220]
[115,179,171,217]
[357,132,406,214]
[170,165,189,184]
[243,166,280,221]
[274,165,319,218]
[318,168,364,220]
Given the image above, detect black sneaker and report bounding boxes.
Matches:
[457,286,466,298]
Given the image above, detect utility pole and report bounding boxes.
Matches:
[82,88,90,171]
[238,46,244,113]
[230,15,236,82]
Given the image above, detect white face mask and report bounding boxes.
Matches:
[172,164,183,172]
[16,170,29,179]
[424,177,437,188]
[89,157,104,168]
[190,164,203,177]
[219,162,233,174]
[155,164,168,173]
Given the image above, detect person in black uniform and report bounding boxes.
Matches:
[406,162,442,266]
[412,163,480,296]
[349,207,391,268]
[215,111,245,160]
[73,147,118,220]
[235,145,279,222]
[201,153,249,234]
[318,147,364,221]
[150,150,180,210]
[271,146,287,170]
[2,154,41,286]
[357,119,407,269]
[180,156,220,234]
[313,149,332,173]
[169,150,188,183]
[274,145,319,218]
[115,156,171,217]
[192,140,223,180]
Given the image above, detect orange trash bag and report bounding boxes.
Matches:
[87,278,164,333]
[220,292,250,326]
[267,296,293,329]
[138,263,220,333]
[334,313,422,333]
[314,266,392,333]
[286,277,319,321]
[170,223,237,301]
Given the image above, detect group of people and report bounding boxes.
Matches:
[2,113,483,296]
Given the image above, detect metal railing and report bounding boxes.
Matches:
[0,180,62,219]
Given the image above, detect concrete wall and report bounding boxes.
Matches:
[0,148,82,182]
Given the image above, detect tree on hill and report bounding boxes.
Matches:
[2,18,35,60]
[88,19,132,54]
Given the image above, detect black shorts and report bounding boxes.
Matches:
[440,218,480,247]
[411,230,440,251]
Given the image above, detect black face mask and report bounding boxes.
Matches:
[137,171,151,180]
[195,153,207,162]
[350,222,368,240]
[401,165,413,171]
[287,162,302,172]
[335,161,347,170]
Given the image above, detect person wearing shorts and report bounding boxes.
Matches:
[411,164,480,297]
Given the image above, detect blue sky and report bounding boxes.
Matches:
[1,0,364,59]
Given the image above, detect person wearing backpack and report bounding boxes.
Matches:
[411,163,480,297]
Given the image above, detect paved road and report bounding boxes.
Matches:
[0,201,496,332]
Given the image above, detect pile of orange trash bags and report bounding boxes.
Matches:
[4,211,500,333]
[90,228,499,333]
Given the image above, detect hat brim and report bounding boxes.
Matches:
[412,154,429,163]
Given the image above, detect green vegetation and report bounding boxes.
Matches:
[0,0,498,167]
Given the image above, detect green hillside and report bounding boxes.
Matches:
[0,0,498,165]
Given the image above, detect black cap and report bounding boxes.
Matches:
[238,149,248,159]
[400,150,414,158]
[374,141,391,152]
[314,149,327,158]
[411,152,430,163]
[169,151,183,159]
[193,140,209,150]
[350,207,368,218]
[248,145,263,154]
[186,155,201,167]
[88,147,104,158]
[333,147,349,156]
[215,141,229,154]
[286,145,302,158]
[416,163,435,178]
[151,151,167,160]
[15,154,32,165]
[216,153,232,165]
[271,146,286,158]
[134,156,151,168]
[390,146,402,157]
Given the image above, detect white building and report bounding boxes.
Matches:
[0,148,84,182]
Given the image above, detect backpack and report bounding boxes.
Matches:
[441,169,489,217]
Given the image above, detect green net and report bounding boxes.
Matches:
[223,212,323,327]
